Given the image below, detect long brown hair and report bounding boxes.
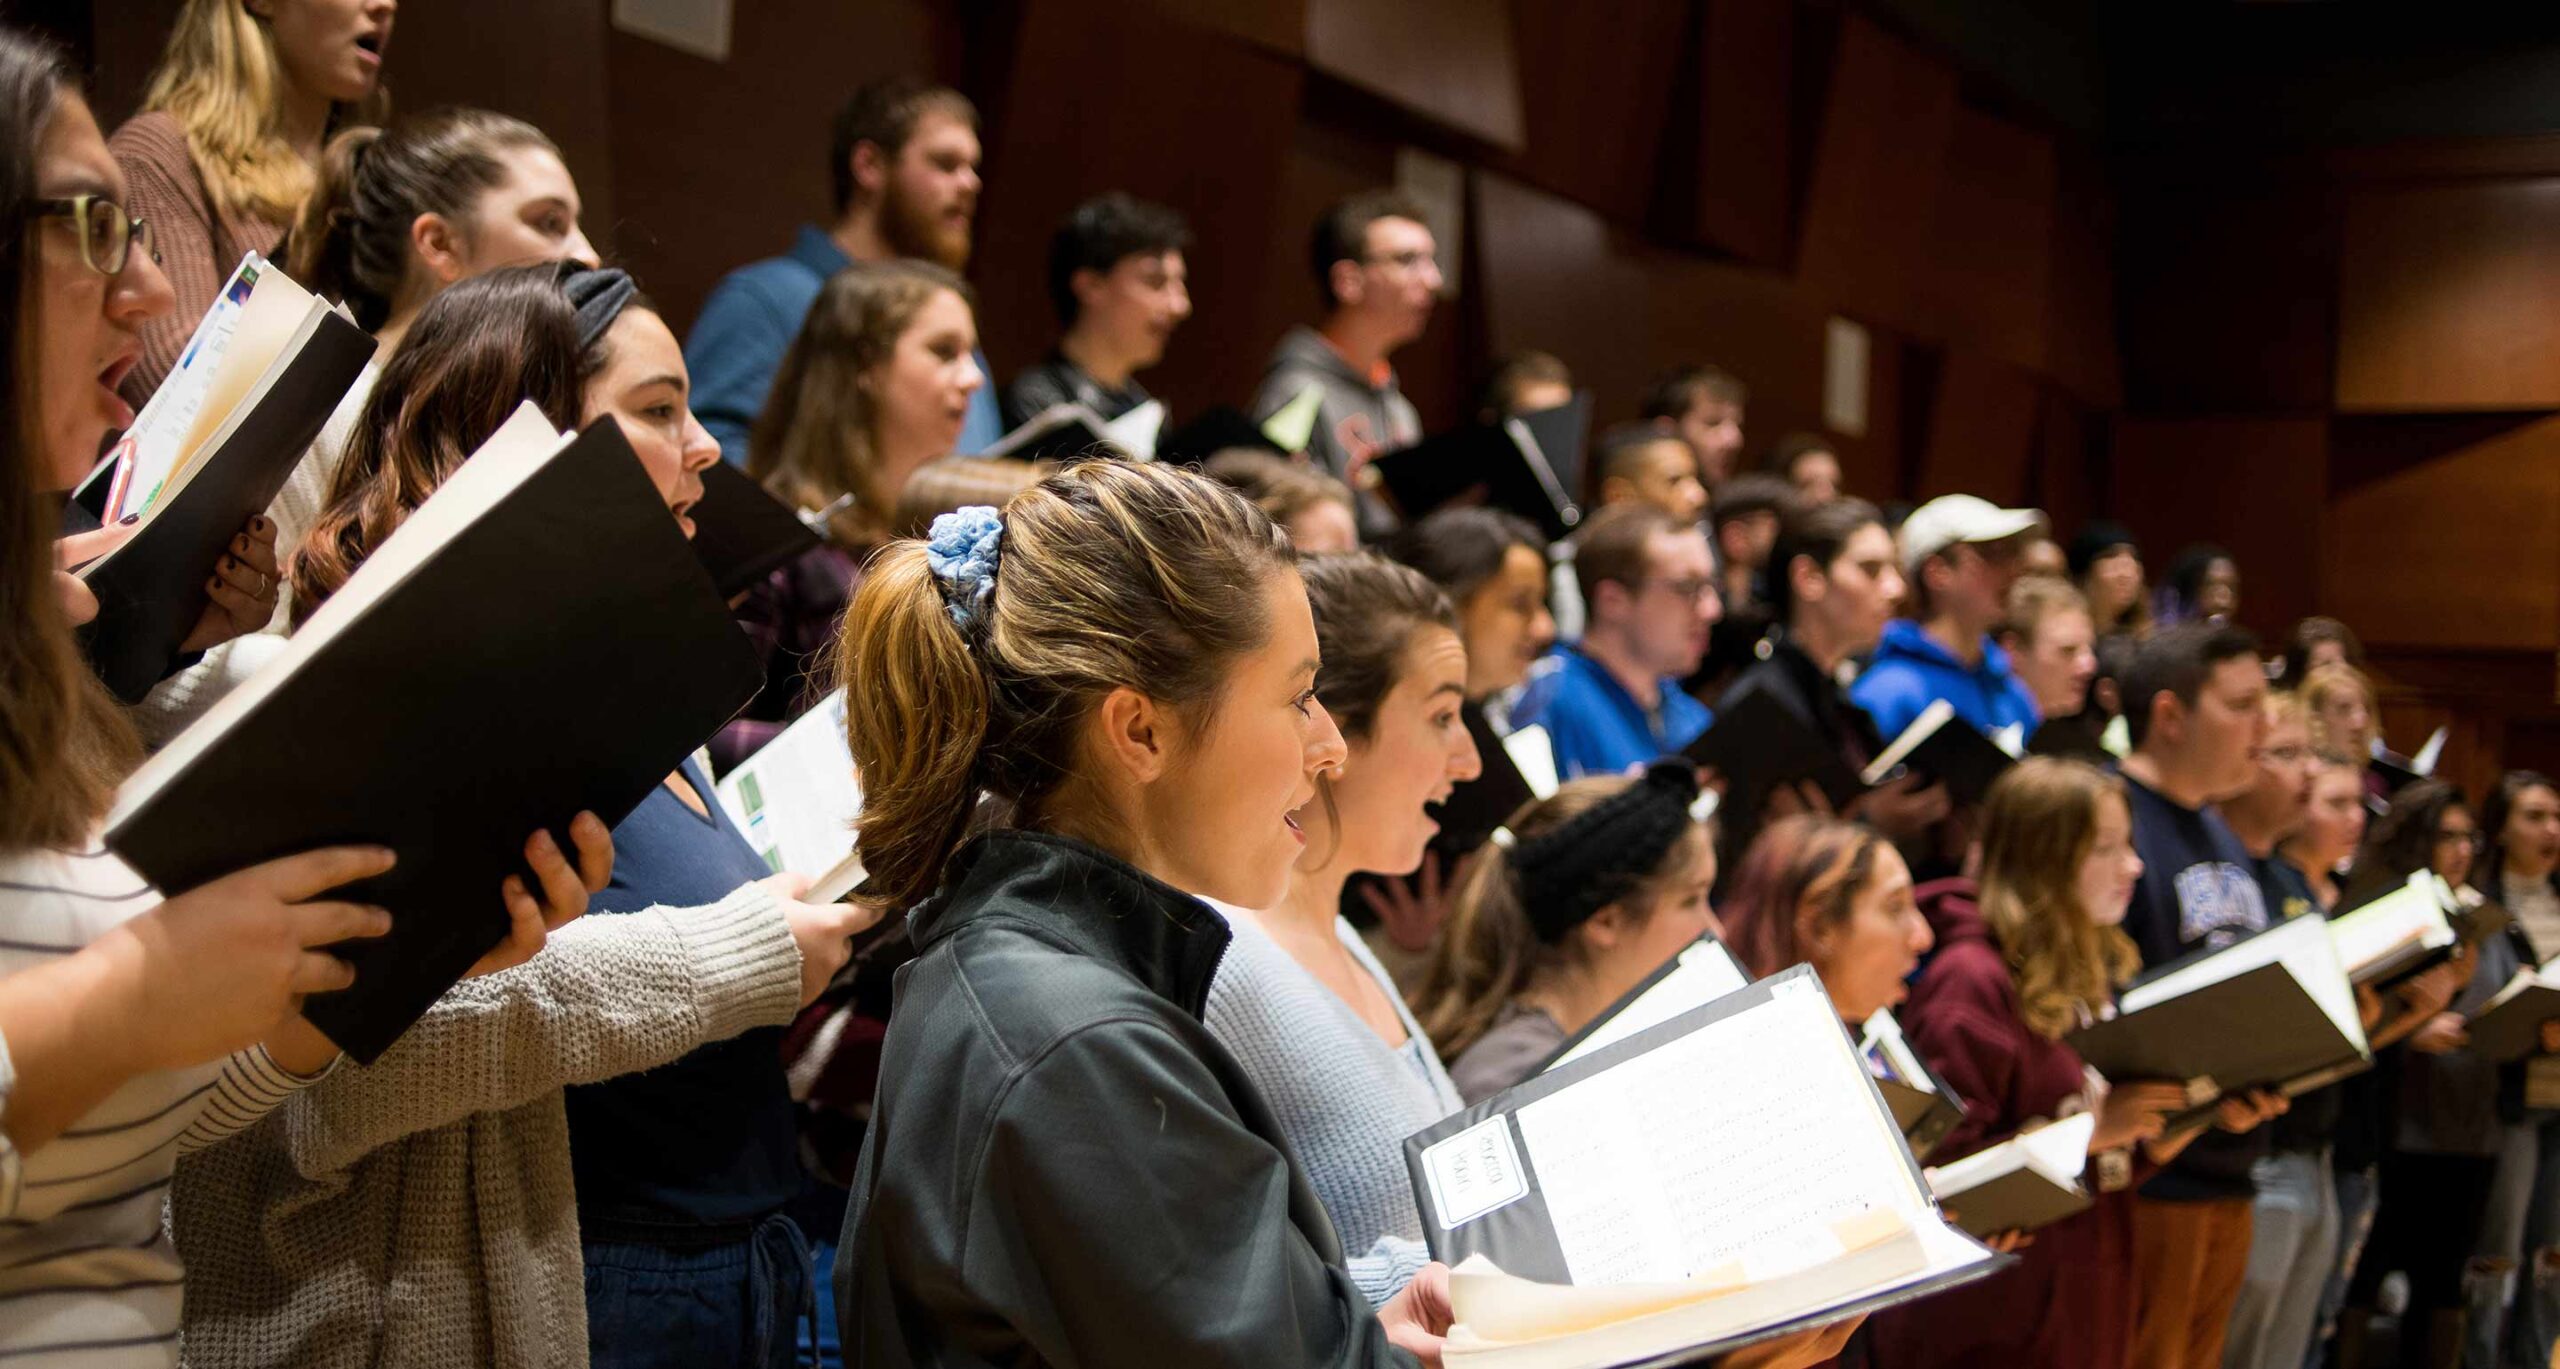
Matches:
[286,107,559,331]
[1717,815,1888,979]
[140,0,389,224]
[1411,776,1710,1060]
[751,260,972,550]
[1977,758,2142,1038]
[289,264,590,622]
[838,459,1296,912]
[0,36,138,850]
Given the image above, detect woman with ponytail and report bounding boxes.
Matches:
[110,0,393,402]
[1411,762,1721,1104]
[830,459,1459,1365]
[263,108,591,560]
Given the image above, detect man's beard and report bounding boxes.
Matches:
[884,189,971,272]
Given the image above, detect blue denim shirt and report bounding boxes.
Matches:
[684,224,1001,466]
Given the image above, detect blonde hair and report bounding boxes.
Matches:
[2002,575,2090,648]
[1411,778,1708,1060]
[838,460,1296,912]
[1977,758,2142,1038]
[2300,661,2377,753]
[141,0,386,224]
[751,260,973,551]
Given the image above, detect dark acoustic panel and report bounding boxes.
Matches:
[2326,413,2560,650]
[1795,14,1957,335]
[972,0,1306,422]
[1305,0,1526,150]
[2109,417,2325,641]
[2337,179,2560,412]
[2115,177,2337,416]
[1922,108,2055,376]
[1675,0,1797,268]
[1138,0,1306,56]
[1475,171,1833,453]
[2032,386,2104,545]
[606,0,943,333]
[1495,0,1687,229]
[2044,148,2122,409]
[1916,350,2039,508]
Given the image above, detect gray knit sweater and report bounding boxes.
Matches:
[170,886,802,1369]
[1202,903,1462,1307]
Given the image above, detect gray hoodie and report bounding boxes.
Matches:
[1252,325,1421,539]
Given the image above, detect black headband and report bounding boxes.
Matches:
[1510,759,1708,943]
[556,262,637,353]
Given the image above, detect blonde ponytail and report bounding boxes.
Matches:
[838,544,994,912]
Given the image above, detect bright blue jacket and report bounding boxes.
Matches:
[1848,619,2040,743]
[683,224,1001,467]
[1513,644,1712,780]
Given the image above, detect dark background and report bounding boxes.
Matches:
[38,0,2560,801]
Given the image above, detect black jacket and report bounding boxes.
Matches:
[836,830,1414,1368]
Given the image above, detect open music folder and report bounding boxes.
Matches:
[1924,1112,2099,1238]
[104,404,762,1063]
[1541,933,1752,1072]
[713,688,866,905]
[79,253,372,700]
[2066,910,2369,1108]
[1405,967,2003,1368]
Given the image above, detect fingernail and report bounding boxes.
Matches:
[536,830,559,854]
[221,556,235,570]
[250,517,268,532]
[118,512,139,525]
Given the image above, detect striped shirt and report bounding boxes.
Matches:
[0,844,326,1366]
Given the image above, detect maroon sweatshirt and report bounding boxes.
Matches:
[1865,878,2148,1369]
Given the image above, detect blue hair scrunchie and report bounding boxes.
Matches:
[925,506,1005,630]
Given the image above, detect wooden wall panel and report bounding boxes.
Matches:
[1137,0,1306,56]
[2115,181,2335,416]
[2045,148,2122,408]
[2033,386,2104,540]
[1923,109,2055,374]
[2336,179,2560,412]
[2325,413,2560,650]
[1497,0,1686,229]
[1915,350,2038,506]
[1474,170,1662,428]
[975,0,1305,419]
[1795,14,1957,335]
[606,1,942,333]
[1674,0,1797,268]
[2109,417,2326,640]
[1304,0,1525,150]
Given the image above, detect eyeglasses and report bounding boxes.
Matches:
[1362,249,1437,273]
[32,195,155,277]
[1644,577,1719,605]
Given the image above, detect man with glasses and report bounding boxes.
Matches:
[1851,493,2049,747]
[1514,504,1721,780]
[1252,189,1440,539]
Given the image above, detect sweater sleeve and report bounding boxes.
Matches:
[268,885,800,1178]
[110,116,223,407]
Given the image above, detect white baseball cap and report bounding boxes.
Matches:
[1898,494,2048,572]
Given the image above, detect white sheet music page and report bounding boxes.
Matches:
[1512,979,1923,1286]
